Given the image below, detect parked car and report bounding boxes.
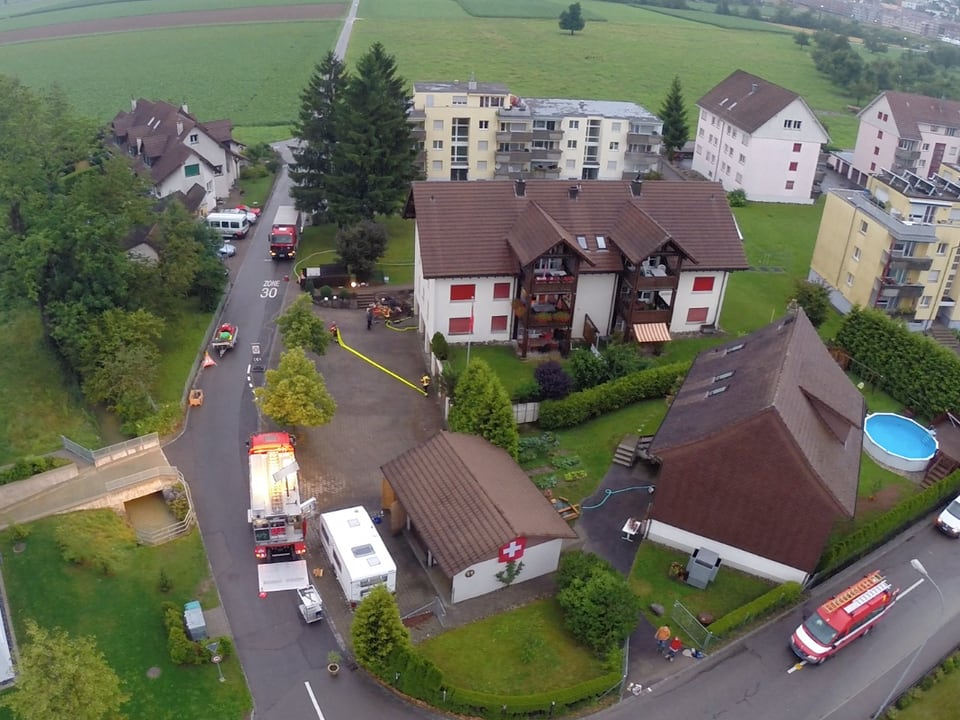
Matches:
[226,205,260,224]
[936,493,960,537]
[235,203,262,220]
[218,242,237,258]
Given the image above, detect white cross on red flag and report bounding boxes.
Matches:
[498,536,526,563]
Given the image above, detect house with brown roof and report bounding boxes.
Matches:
[380,432,577,603]
[692,70,829,204]
[110,99,244,213]
[645,308,864,584]
[404,178,748,357]
[849,91,960,187]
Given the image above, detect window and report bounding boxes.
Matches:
[686,307,709,323]
[184,163,200,177]
[692,277,715,292]
[883,113,888,121]
[929,270,941,283]
[432,160,442,171]
[937,243,948,255]
[859,220,868,234]
[853,247,861,261]
[609,141,620,150]
[569,120,579,129]
[448,317,471,334]
[705,386,728,397]
[567,140,577,149]
[475,141,488,153]
[877,130,883,139]
[923,143,931,151]
[785,180,795,190]
[877,111,883,119]
[735,172,742,183]
[450,284,475,301]
[846,272,854,287]
[493,282,511,299]
[609,122,621,132]
[432,140,443,149]
[479,120,489,130]
[453,95,467,105]
[189,133,199,144]
[450,168,468,181]
[490,315,508,332]
[596,235,607,250]
[566,159,576,169]
[479,96,503,108]
[606,160,617,171]
[713,371,735,382]
[874,146,880,155]
[789,161,798,172]
[920,296,932,308]
[476,160,487,171]
[576,235,588,249]
[870,162,876,172]
[433,120,443,130]
[725,343,745,355]
[792,143,802,153]
[739,153,746,164]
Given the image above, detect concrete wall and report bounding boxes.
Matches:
[0,464,79,509]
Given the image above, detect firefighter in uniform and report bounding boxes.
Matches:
[420,374,431,395]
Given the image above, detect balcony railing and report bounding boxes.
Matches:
[627,132,657,144]
[497,130,534,143]
[619,300,671,325]
[881,250,933,271]
[529,148,562,162]
[532,129,562,141]
[525,272,576,293]
[496,150,533,164]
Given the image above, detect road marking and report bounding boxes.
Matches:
[896,577,924,600]
[304,681,326,719]
[787,661,807,674]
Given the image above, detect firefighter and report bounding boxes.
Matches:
[328,321,339,343]
[420,374,431,394]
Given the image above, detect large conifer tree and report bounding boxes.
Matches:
[659,75,690,161]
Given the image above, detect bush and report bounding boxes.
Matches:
[441,363,461,398]
[0,455,70,485]
[318,285,334,300]
[430,332,449,361]
[512,379,542,403]
[538,362,691,430]
[708,582,804,638]
[122,402,182,437]
[162,482,190,522]
[602,343,648,380]
[534,361,572,400]
[727,188,747,207]
[54,510,137,575]
[568,347,607,390]
[556,551,617,591]
[158,568,172,593]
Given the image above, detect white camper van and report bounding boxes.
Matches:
[318,506,397,607]
[206,212,251,239]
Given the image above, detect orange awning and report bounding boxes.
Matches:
[633,322,672,344]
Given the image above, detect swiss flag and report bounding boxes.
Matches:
[498,536,527,563]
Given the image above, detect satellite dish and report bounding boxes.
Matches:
[495,163,502,170]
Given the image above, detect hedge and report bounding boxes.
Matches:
[817,469,960,574]
[0,455,70,485]
[538,362,690,429]
[835,307,960,418]
[708,582,804,638]
[443,670,621,717]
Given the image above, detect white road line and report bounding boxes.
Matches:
[896,577,925,600]
[304,681,326,719]
[246,364,251,374]
[787,661,807,674]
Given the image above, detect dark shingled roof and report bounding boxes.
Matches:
[870,90,960,141]
[407,180,747,279]
[697,70,799,134]
[381,432,577,577]
[649,309,864,573]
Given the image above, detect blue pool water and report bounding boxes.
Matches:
[864,414,938,460]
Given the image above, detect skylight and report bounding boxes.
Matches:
[576,235,588,249]
[725,343,745,355]
[596,235,607,250]
[705,386,729,397]
[713,371,735,382]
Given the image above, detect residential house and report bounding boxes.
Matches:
[403,179,748,357]
[110,99,244,213]
[692,70,829,204]
[849,91,960,187]
[808,168,960,330]
[380,431,577,604]
[123,186,207,262]
[409,79,662,182]
[646,309,864,584]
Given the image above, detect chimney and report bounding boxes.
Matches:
[630,179,643,197]
[569,185,579,200]
[131,98,137,111]
[180,103,189,115]
[468,72,477,91]
[515,178,526,197]
[578,101,586,111]
[176,121,183,136]
[750,83,758,94]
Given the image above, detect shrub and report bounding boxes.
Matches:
[602,343,648,380]
[216,636,234,660]
[791,280,830,328]
[158,568,172,593]
[441,363,461,398]
[318,285,334,299]
[430,332,449,360]
[0,455,70,485]
[557,566,642,654]
[708,582,804,638]
[54,510,137,575]
[556,551,617,591]
[535,361,572,399]
[512,379,542,403]
[122,402,182,437]
[727,188,747,207]
[162,482,190,522]
[567,347,607,389]
[10,523,31,541]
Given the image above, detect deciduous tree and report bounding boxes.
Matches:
[255,347,336,428]
[791,280,831,328]
[351,584,411,673]
[659,76,689,161]
[559,2,586,35]
[448,359,520,459]
[275,293,331,355]
[557,563,642,655]
[335,219,388,280]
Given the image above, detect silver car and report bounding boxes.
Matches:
[936,494,960,537]
[218,242,237,258]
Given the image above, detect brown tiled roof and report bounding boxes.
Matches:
[648,309,864,573]
[381,432,577,576]
[506,203,594,267]
[201,119,235,144]
[874,91,960,141]
[408,180,746,278]
[697,70,799,134]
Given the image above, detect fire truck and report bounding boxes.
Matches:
[790,571,898,664]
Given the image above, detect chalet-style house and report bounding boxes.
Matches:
[380,432,577,604]
[404,179,748,358]
[646,309,864,584]
[110,99,244,214]
[692,70,829,204]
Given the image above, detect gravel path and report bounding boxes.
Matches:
[0,3,347,45]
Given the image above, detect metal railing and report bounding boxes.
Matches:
[92,433,159,467]
[61,435,95,463]
[104,465,179,492]
[134,471,196,546]
[672,599,715,650]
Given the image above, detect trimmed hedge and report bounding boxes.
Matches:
[444,670,621,717]
[708,582,804,638]
[538,362,690,429]
[0,455,70,485]
[818,469,960,574]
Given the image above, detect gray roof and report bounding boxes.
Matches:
[414,80,510,94]
[521,97,659,121]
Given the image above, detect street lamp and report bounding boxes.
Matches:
[870,559,945,718]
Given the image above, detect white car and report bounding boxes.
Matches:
[218,243,237,258]
[222,207,258,224]
[936,494,960,538]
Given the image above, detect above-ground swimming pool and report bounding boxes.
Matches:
[863,413,939,474]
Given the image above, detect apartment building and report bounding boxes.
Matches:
[692,70,829,204]
[409,79,662,182]
[808,168,960,330]
[850,91,960,187]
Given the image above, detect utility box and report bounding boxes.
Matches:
[183,600,207,641]
[685,548,722,590]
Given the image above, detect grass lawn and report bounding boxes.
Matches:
[891,674,960,720]
[630,541,775,631]
[238,171,277,210]
[0,307,100,464]
[0,519,251,720]
[155,302,213,405]
[416,598,611,694]
[446,344,540,398]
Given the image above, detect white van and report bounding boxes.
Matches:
[206,212,250,239]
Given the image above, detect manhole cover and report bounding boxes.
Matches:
[12,543,25,554]
[146,666,162,679]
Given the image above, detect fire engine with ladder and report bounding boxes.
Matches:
[790,571,898,664]
[246,432,323,623]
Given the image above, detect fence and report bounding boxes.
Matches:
[672,599,715,651]
[131,470,196,546]
[60,435,94,464]
[104,464,179,492]
[513,402,540,424]
[91,433,159,467]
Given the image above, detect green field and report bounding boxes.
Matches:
[455,0,607,20]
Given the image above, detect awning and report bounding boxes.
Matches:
[633,322,672,344]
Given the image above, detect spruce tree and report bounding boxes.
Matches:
[326,43,418,227]
[448,359,520,459]
[290,51,348,223]
[350,584,410,673]
[659,75,690,161]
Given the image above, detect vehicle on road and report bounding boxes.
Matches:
[790,571,897,664]
[206,212,250,239]
[317,506,397,607]
[936,493,960,537]
[247,432,309,563]
[269,206,302,260]
[218,242,237,257]
[211,322,238,356]
[233,204,261,222]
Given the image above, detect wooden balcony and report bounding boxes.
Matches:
[619,298,671,325]
[527,273,576,294]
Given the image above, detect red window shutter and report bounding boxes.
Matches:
[692,277,715,292]
[490,315,508,332]
[686,307,708,323]
[448,317,471,334]
[493,282,511,299]
[450,284,475,301]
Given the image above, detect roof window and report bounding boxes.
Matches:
[576,235,588,249]
[705,386,729,398]
[724,343,745,355]
[596,235,607,250]
[713,371,735,382]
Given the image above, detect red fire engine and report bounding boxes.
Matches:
[790,571,898,664]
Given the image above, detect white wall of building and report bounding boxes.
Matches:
[574,273,616,339]
[155,149,217,212]
[646,520,808,584]
[451,539,563,604]
[852,96,899,180]
[669,271,727,333]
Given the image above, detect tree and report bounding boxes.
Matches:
[335,219,388,280]
[567,347,607,390]
[557,563,642,655]
[2,619,128,720]
[326,43,418,226]
[447,359,520,459]
[535,360,572,399]
[602,343,647,381]
[350,584,411,673]
[791,280,831,328]
[290,52,349,222]
[254,347,336,428]
[275,294,331,355]
[559,2,585,35]
[659,76,689,161]
[794,32,810,47]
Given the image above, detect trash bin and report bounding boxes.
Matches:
[183,600,207,640]
[685,548,722,590]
